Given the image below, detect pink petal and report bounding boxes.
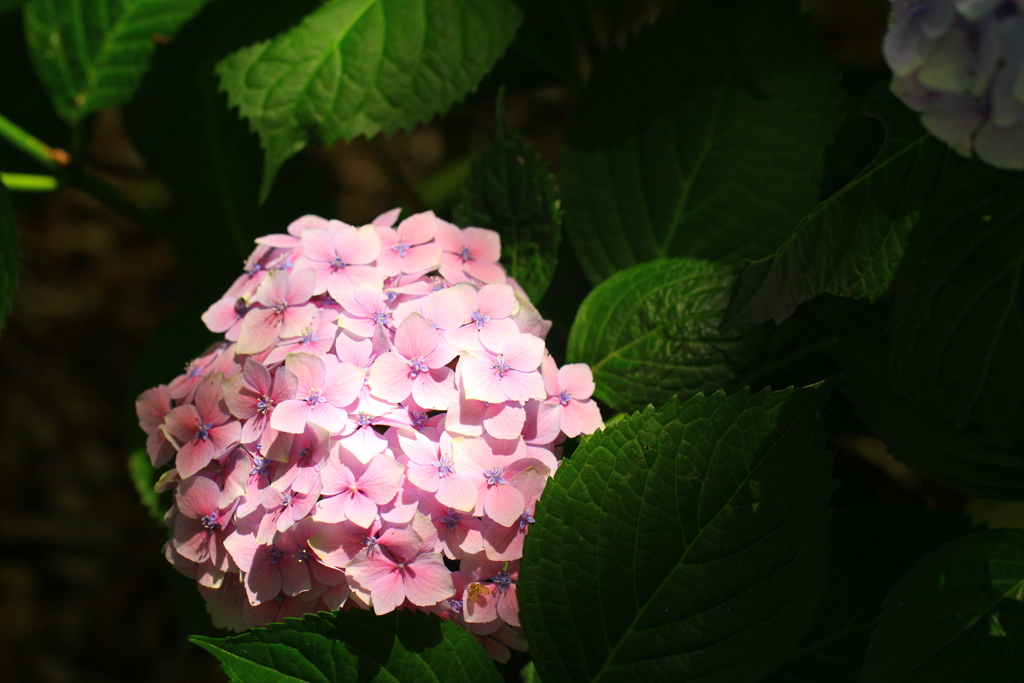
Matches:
[237,308,282,355]
[459,356,507,404]
[176,476,221,519]
[402,554,455,606]
[285,268,316,304]
[558,363,596,399]
[307,402,348,432]
[396,210,437,244]
[400,243,443,274]
[280,559,312,597]
[368,352,415,403]
[412,369,456,411]
[478,318,521,352]
[358,454,406,504]
[560,399,604,437]
[483,402,526,440]
[477,284,516,318]
[483,485,526,527]
[463,227,501,262]
[301,227,340,263]
[372,208,402,227]
[269,399,312,434]
[345,493,380,529]
[499,369,546,403]
[280,303,318,339]
[321,362,364,407]
[395,313,440,360]
[502,334,545,372]
[339,224,382,265]
[464,260,507,284]
[436,474,480,511]
[287,214,330,236]
[284,353,326,394]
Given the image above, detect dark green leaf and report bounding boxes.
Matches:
[0,0,28,13]
[0,181,19,339]
[723,86,959,330]
[565,258,763,414]
[862,529,1024,683]
[560,0,842,284]
[191,608,500,683]
[23,0,212,123]
[127,448,163,522]
[128,0,326,262]
[767,503,973,683]
[819,297,1024,500]
[216,0,522,201]
[888,167,1024,446]
[453,95,561,302]
[520,385,835,683]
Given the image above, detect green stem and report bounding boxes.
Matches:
[1,172,59,192]
[0,112,69,170]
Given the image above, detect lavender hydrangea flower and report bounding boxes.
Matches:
[884,0,1024,169]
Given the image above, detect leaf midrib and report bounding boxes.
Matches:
[591,391,822,681]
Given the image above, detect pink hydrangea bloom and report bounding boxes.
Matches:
[139,210,603,657]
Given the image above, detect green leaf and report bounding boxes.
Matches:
[723,86,960,330]
[23,0,213,123]
[0,0,29,14]
[767,503,973,683]
[191,608,500,683]
[888,165,1024,447]
[560,0,842,284]
[452,94,561,302]
[819,297,1024,500]
[127,0,326,263]
[520,385,836,683]
[0,181,18,338]
[216,0,523,201]
[565,258,763,414]
[862,529,1024,683]
[127,448,163,522]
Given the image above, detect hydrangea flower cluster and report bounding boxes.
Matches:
[136,210,603,661]
[885,0,1024,168]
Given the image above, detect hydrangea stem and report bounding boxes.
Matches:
[0,112,70,170]
[0,173,59,192]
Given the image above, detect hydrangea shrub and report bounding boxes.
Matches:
[136,210,602,659]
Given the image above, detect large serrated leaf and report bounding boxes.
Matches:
[861,530,1024,683]
[452,95,561,302]
[216,0,522,201]
[888,166,1024,447]
[23,0,212,123]
[819,297,1024,500]
[191,608,500,683]
[565,258,763,414]
[723,86,960,331]
[520,385,836,683]
[560,0,842,284]
[766,503,973,683]
[0,182,19,339]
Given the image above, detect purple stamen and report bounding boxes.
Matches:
[256,395,273,414]
[373,309,391,325]
[250,454,269,478]
[385,289,399,303]
[186,362,203,379]
[234,297,250,318]
[519,510,535,530]
[491,355,511,377]
[407,356,429,377]
[363,536,378,549]
[305,390,325,407]
[436,455,454,478]
[299,326,316,344]
[296,547,311,563]
[559,390,571,406]
[411,411,428,430]
[357,412,373,427]
[280,493,292,508]
[299,447,310,461]
[194,421,213,441]
[392,241,411,257]
[483,466,506,486]
[448,598,464,613]
[330,256,347,269]
[201,514,220,532]
[492,571,513,593]
[459,246,472,262]
[268,548,283,564]
[440,508,461,530]
[472,310,489,329]
[271,299,287,315]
